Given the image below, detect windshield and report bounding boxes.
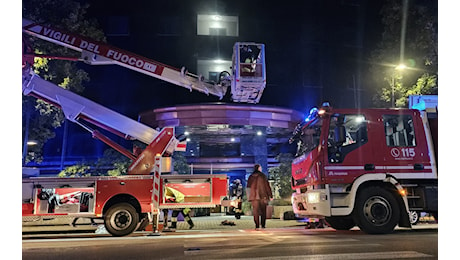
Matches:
[295,117,323,157]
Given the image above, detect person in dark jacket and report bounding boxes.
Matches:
[246,164,273,230]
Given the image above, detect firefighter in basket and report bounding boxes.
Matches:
[162,186,194,231]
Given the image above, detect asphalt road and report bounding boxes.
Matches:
[22,217,439,260]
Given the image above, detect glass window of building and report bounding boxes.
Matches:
[197,14,239,36]
[197,59,232,83]
[157,16,181,36]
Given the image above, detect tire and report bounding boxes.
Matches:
[104,203,139,237]
[325,216,355,230]
[432,212,438,222]
[353,186,400,234]
[409,211,420,225]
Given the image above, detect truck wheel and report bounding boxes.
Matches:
[104,203,139,237]
[325,216,355,230]
[432,212,438,222]
[409,211,420,225]
[353,186,400,234]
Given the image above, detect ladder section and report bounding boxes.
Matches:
[22,69,158,145]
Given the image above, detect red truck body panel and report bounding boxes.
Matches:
[22,174,228,217]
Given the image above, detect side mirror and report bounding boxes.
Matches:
[334,125,346,145]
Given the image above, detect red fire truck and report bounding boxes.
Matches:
[22,18,265,236]
[290,98,438,234]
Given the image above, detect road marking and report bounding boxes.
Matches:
[184,238,359,248]
[185,251,432,259]
[23,232,272,249]
[184,243,382,256]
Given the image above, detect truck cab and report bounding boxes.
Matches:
[291,102,438,234]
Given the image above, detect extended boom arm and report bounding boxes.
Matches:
[22,18,227,99]
[22,68,185,175]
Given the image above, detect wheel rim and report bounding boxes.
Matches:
[363,196,392,226]
[409,211,419,224]
[110,209,132,231]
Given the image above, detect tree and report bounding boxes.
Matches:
[58,164,91,177]
[172,152,190,174]
[58,148,132,177]
[95,149,132,176]
[369,0,437,108]
[268,153,294,199]
[22,0,105,163]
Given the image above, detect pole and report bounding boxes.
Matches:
[391,76,395,108]
[400,0,409,64]
[22,105,30,166]
[60,120,69,171]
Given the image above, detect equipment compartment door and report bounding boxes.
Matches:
[35,188,95,214]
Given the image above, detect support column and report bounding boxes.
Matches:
[253,126,267,173]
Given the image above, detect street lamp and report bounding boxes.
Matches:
[391,64,407,107]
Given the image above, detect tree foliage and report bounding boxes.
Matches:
[22,0,105,163]
[369,0,437,107]
[172,152,191,174]
[58,148,132,177]
[95,148,131,176]
[58,164,90,177]
[268,153,294,199]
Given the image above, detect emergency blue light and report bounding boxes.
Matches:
[305,107,319,122]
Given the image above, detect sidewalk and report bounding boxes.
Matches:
[22,213,304,234]
[22,213,438,234]
[171,213,303,231]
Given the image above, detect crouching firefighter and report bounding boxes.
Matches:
[162,186,194,231]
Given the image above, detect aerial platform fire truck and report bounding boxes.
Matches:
[290,97,438,234]
[21,18,266,236]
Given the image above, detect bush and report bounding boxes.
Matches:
[269,199,291,206]
[242,201,252,215]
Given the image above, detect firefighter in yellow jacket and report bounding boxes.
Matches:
[163,186,194,230]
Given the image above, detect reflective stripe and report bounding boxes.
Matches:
[324,166,364,170]
[325,165,432,170]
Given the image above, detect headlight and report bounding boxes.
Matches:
[307,192,327,203]
[307,192,320,203]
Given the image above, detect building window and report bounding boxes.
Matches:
[197,14,238,36]
[209,28,227,36]
[383,115,416,147]
[157,16,181,36]
[200,143,240,157]
[197,59,232,83]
